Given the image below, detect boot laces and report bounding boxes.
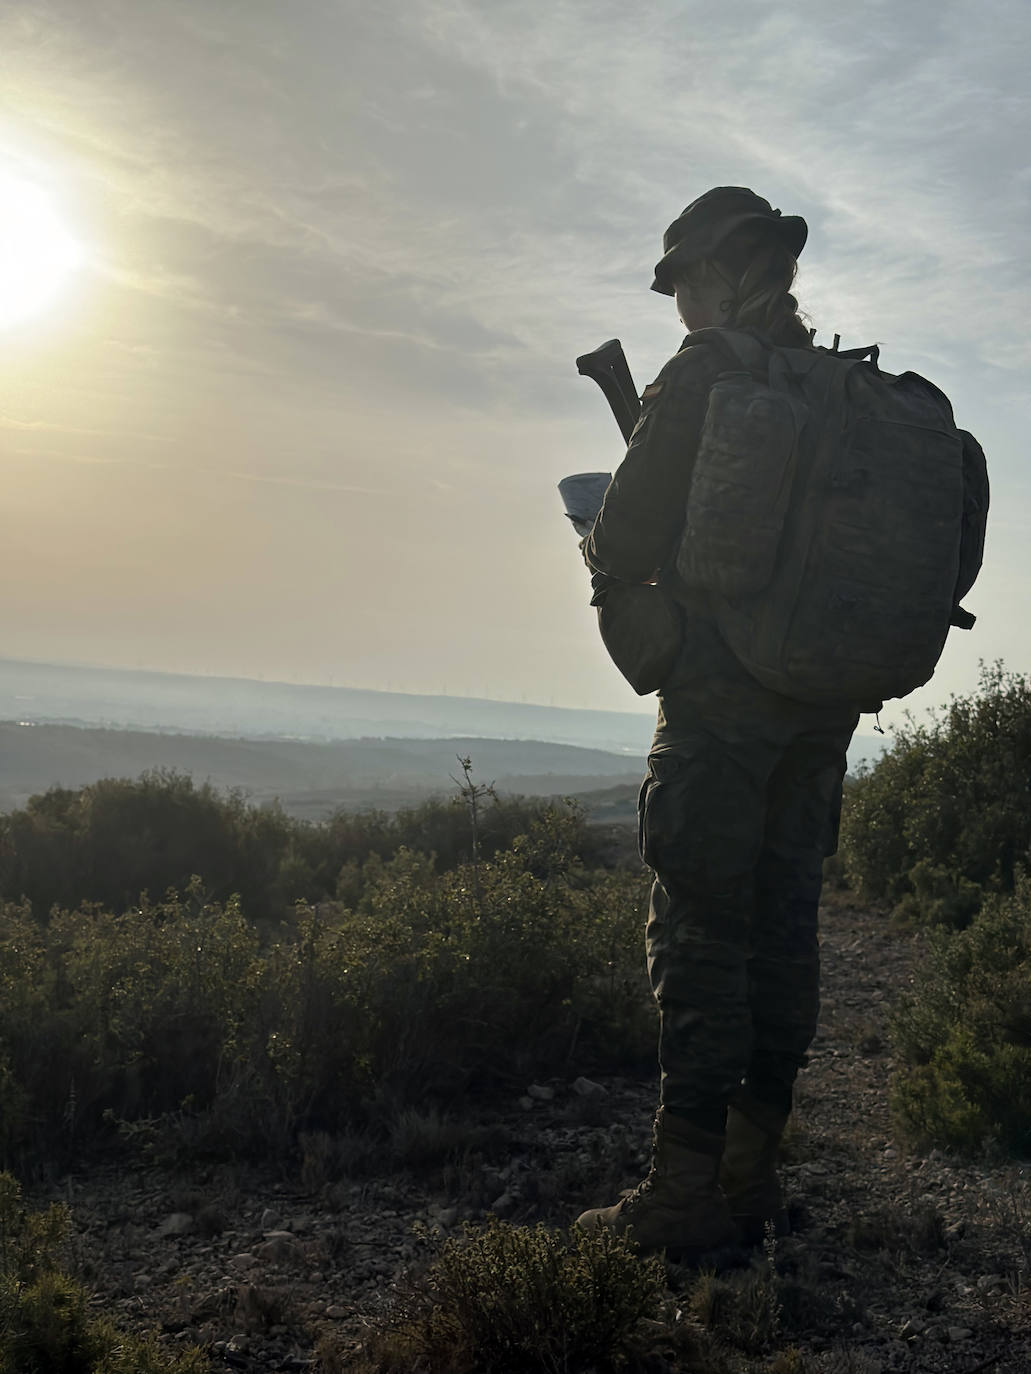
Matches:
[617,1171,654,1216]
[620,1116,662,1211]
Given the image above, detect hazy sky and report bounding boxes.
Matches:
[0,0,1026,724]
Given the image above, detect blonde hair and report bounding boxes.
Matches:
[677,225,813,348]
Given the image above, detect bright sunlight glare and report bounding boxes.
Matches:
[0,168,83,329]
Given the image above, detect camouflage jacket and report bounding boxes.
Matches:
[584,332,860,737]
[584,335,721,587]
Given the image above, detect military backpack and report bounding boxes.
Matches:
[675,328,989,711]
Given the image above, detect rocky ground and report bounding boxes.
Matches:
[32,893,1031,1372]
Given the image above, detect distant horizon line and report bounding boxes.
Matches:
[0,653,657,720]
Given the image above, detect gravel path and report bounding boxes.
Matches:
[40,894,1031,1371]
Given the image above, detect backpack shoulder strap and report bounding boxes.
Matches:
[682,326,771,376]
[831,342,881,366]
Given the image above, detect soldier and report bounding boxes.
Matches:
[575,187,862,1260]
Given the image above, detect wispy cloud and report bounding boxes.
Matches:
[0,412,173,444]
[219,469,392,497]
[402,0,1031,373]
[0,0,1023,710]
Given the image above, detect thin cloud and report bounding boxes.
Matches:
[404,0,1031,370]
[11,446,122,465]
[0,0,1022,713]
[0,413,173,444]
[219,469,392,497]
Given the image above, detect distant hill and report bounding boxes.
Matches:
[0,657,886,775]
[0,722,644,819]
[0,657,655,755]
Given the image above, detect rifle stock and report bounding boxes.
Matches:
[576,339,641,444]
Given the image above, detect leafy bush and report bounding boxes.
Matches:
[840,662,1031,925]
[0,1172,208,1372]
[321,1217,665,1374]
[889,873,1031,1153]
[0,882,263,1160]
[0,772,299,924]
[0,771,601,926]
[0,811,653,1164]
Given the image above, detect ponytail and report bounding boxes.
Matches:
[696,225,813,348]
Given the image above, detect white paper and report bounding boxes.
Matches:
[558,471,612,538]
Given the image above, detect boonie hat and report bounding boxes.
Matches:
[651,186,808,296]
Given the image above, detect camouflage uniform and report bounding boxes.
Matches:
[586,333,860,1134]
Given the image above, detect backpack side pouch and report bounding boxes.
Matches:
[591,577,682,695]
[951,429,989,627]
[676,371,807,598]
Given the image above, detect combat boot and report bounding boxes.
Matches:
[720,1088,791,1246]
[575,1107,737,1263]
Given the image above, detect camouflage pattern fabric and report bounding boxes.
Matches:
[585,327,862,1133]
[639,696,857,1132]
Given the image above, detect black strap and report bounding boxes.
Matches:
[830,342,881,367]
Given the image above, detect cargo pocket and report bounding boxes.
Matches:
[637,750,688,870]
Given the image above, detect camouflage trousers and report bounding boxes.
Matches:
[638,716,856,1132]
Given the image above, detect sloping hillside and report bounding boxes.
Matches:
[0,722,642,817]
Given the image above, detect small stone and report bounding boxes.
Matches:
[947,1326,972,1343]
[882,1147,897,1160]
[230,1252,259,1269]
[527,1083,554,1101]
[572,1076,607,1098]
[257,1233,304,1264]
[325,1304,348,1319]
[157,1212,195,1238]
[490,1192,516,1217]
[435,1206,458,1228]
[977,1273,1006,1292]
[133,1272,152,1289]
[260,1208,280,1231]
[518,1096,534,1111]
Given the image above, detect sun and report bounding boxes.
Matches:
[0,169,84,329]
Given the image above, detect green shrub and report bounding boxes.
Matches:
[0,771,298,923]
[250,832,653,1138]
[327,1217,665,1374]
[0,1172,208,1373]
[0,771,602,927]
[0,884,263,1160]
[0,809,653,1164]
[840,662,1031,925]
[890,873,1031,1153]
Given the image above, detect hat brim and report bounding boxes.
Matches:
[650,212,808,295]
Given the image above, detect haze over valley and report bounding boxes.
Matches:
[0,657,885,818]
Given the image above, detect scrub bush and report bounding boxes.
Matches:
[0,810,653,1165]
[890,873,1031,1153]
[325,1217,665,1374]
[840,663,1031,925]
[0,772,599,925]
[0,1172,208,1372]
